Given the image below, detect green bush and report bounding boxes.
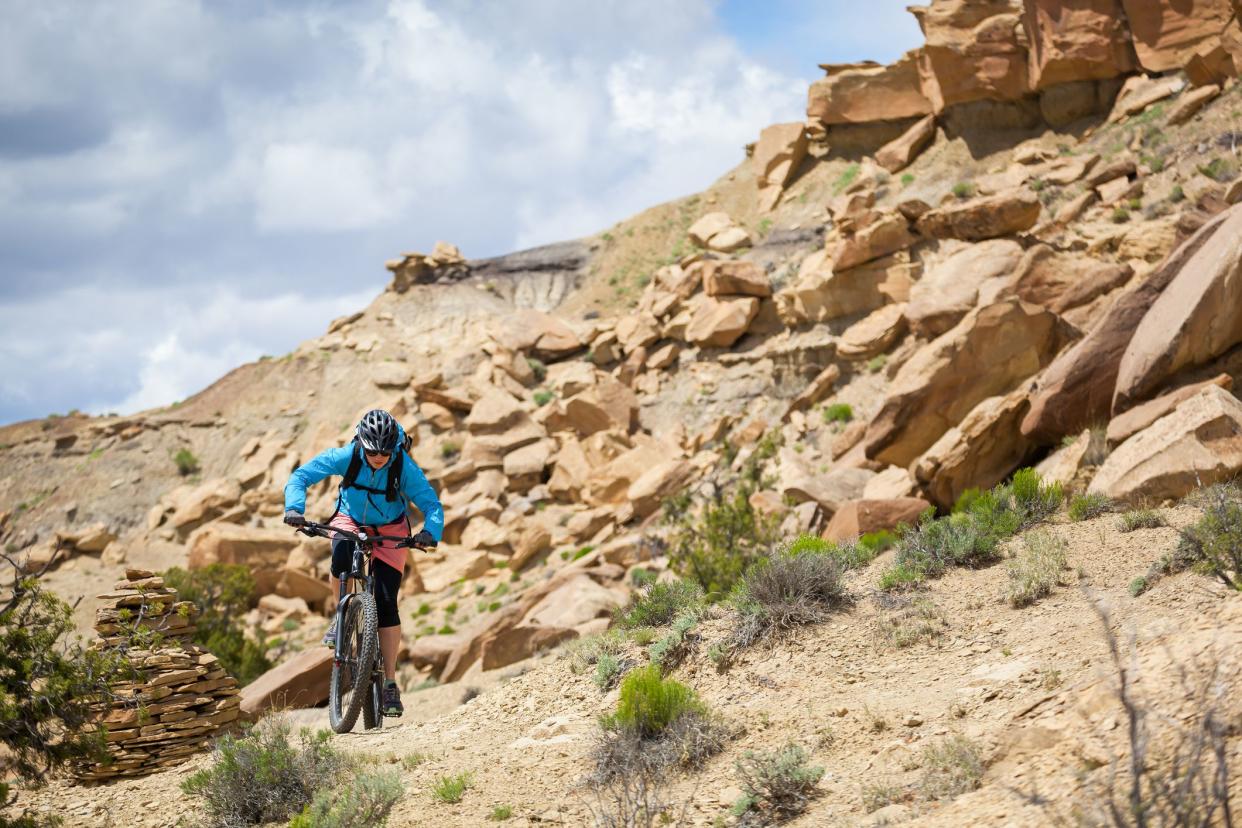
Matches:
[1198,157,1238,182]
[1170,184,1186,202]
[900,173,915,187]
[532,389,553,407]
[872,595,948,649]
[431,771,474,804]
[489,804,513,821]
[182,719,344,827]
[173,448,200,476]
[606,665,705,739]
[1004,530,1067,608]
[162,564,271,686]
[0,566,130,781]
[1068,493,1111,521]
[832,163,861,195]
[951,181,975,199]
[821,403,853,424]
[647,611,699,672]
[731,743,824,825]
[525,357,547,382]
[881,469,1062,589]
[1111,206,1131,223]
[562,630,626,676]
[663,484,781,598]
[288,769,403,828]
[613,579,703,629]
[728,538,850,648]
[1157,485,1242,591]
[592,652,633,691]
[439,441,461,460]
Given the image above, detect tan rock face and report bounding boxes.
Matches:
[1007,244,1133,314]
[916,190,1041,241]
[1168,83,1221,125]
[562,378,638,436]
[240,648,332,719]
[833,211,917,272]
[503,309,582,358]
[187,524,297,573]
[821,498,930,542]
[913,386,1036,509]
[1114,204,1242,412]
[865,299,1076,467]
[753,122,807,190]
[912,1,1030,111]
[627,459,694,518]
[1120,0,1234,73]
[905,240,1023,337]
[776,249,915,326]
[839,304,908,360]
[1106,374,1233,446]
[688,212,752,252]
[1021,209,1234,443]
[1023,0,1135,89]
[684,296,760,347]
[479,626,578,671]
[1089,385,1242,502]
[875,115,937,173]
[701,260,772,298]
[806,52,932,125]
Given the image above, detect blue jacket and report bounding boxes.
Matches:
[284,437,444,542]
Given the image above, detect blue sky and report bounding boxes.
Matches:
[0,0,923,425]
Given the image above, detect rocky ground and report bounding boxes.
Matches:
[4,0,1242,824]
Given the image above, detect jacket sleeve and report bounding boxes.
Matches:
[284,446,351,513]
[401,455,444,542]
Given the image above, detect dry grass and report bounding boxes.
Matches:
[1004,530,1067,608]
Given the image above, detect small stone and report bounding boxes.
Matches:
[904,715,923,727]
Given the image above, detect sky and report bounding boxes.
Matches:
[0,0,922,425]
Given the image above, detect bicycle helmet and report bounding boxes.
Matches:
[356,409,398,453]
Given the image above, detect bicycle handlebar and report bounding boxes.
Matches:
[295,520,432,550]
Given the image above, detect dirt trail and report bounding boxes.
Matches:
[11,504,1240,827]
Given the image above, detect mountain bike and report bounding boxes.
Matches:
[294,520,427,734]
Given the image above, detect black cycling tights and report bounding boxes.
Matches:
[330,537,403,628]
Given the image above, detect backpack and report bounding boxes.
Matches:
[340,428,415,504]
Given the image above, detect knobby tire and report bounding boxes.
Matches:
[329,592,378,734]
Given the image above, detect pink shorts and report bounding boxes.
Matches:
[329,513,410,572]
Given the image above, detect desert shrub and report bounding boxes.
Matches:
[1137,484,1242,593]
[648,611,699,672]
[872,594,948,649]
[882,469,1062,589]
[613,579,703,629]
[431,772,474,804]
[1111,207,1131,223]
[951,181,976,199]
[605,665,705,739]
[866,354,887,373]
[1169,184,1185,202]
[173,448,200,476]
[731,743,824,825]
[821,403,853,424]
[488,804,513,821]
[900,173,915,186]
[918,735,985,800]
[593,652,634,691]
[439,441,461,460]
[182,719,344,827]
[0,559,131,782]
[832,163,861,195]
[1117,509,1165,533]
[1069,493,1112,522]
[1004,530,1067,608]
[663,484,781,598]
[163,564,272,685]
[562,629,626,675]
[728,539,850,649]
[1198,156,1238,182]
[532,389,553,407]
[861,781,906,813]
[287,769,403,828]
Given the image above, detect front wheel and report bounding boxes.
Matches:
[328,593,378,734]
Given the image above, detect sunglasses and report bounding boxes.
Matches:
[364,449,391,458]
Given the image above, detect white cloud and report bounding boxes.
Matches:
[256,143,407,232]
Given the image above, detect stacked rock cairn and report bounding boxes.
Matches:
[76,568,241,780]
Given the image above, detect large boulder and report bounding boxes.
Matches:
[832,211,917,272]
[627,460,694,519]
[754,122,807,209]
[701,260,772,298]
[239,648,333,717]
[916,189,1041,241]
[520,575,625,629]
[806,52,933,125]
[822,498,930,542]
[1022,0,1136,89]
[480,626,579,671]
[913,385,1036,509]
[684,296,760,347]
[1119,0,1235,73]
[1113,205,1242,413]
[1007,244,1133,314]
[503,310,582,359]
[864,299,1076,468]
[687,212,751,253]
[876,115,937,173]
[1020,208,1235,443]
[464,387,526,434]
[904,240,1023,337]
[1088,385,1242,502]
[187,524,298,572]
[167,478,244,538]
[776,249,915,325]
[911,1,1030,111]
[562,378,638,436]
[779,460,874,516]
[1106,374,1234,446]
[839,304,908,360]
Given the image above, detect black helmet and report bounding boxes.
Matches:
[357,409,398,453]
